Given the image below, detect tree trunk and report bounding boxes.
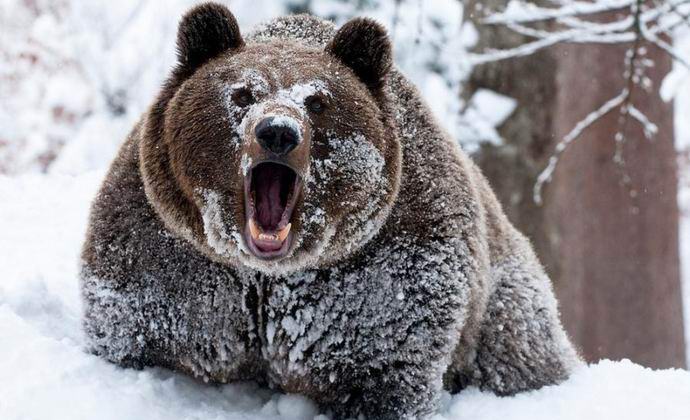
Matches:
[466,1,686,368]
[545,40,685,368]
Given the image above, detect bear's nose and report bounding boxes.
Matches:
[254,117,300,156]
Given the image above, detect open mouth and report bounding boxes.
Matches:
[244,161,301,259]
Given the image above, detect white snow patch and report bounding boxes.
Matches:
[261,394,319,420]
[272,80,331,119]
[301,206,326,228]
[458,89,518,152]
[470,89,518,128]
[316,132,386,182]
[271,115,303,135]
[241,153,253,176]
[284,80,330,103]
[241,69,272,96]
[199,189,244,257]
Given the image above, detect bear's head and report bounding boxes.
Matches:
[140,3,401,275]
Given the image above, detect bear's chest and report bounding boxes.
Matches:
[236,263,422,390]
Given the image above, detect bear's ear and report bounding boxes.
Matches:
[176,3,244,74]
[326,18,392,89]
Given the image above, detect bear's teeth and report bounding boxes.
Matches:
[249,219,291,243]
[276,223,291,242]
[248,218,261,240]
[259,233,277,241]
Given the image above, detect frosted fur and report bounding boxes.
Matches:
[229,80,330,156]
[80,12,580,420]
[311,131,388,253]
[199,188,246,258]
[240,153,252,176]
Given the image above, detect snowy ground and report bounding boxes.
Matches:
[1,173,690,420]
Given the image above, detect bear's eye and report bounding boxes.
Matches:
[306,96,326,114]
[232,88,254,107]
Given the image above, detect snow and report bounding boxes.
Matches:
[435,360,690,420]
[241,153,253,176]
[469,89,517,128]
[199,188,245,258]
[271,115,303,135]
[283,81,330,103]
[458,89,517,152]
[1,171,690,420]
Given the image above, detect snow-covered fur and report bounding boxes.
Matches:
[80,4,580,419]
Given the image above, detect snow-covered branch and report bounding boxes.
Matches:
[484,0,636,25]
[475,1,690,63]
[628,104,659,139]
[533,90,628,205]
[472,0,690,204]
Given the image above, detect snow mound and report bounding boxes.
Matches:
[1,173,689,420]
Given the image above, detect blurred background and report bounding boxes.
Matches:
[1,0,688,369]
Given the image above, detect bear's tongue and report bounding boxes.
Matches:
[253,163,293,231]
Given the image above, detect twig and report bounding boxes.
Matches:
[533,90,629,205]
[614,0,644,165]
[628,104,659,139]
[640,21,690,68]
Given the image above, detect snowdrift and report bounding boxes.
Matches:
[1,173,689,420]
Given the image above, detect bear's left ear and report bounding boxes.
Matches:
[326,18,392,89]
[176,3,244,74]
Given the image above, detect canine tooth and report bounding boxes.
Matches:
[248,218,261,239]
[276,223,291,242]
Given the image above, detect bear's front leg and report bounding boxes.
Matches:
[272,237,478,419]
[326,361,444,420]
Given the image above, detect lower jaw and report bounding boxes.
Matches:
[244,223,293,260]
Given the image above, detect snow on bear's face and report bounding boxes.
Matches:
[149,5,401,275]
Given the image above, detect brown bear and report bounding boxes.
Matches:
[80,3,580,419]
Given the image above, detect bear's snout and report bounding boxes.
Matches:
[255,116,301,156]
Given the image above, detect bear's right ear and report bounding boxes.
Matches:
[176,3,244,74]
[326,18,392,90]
